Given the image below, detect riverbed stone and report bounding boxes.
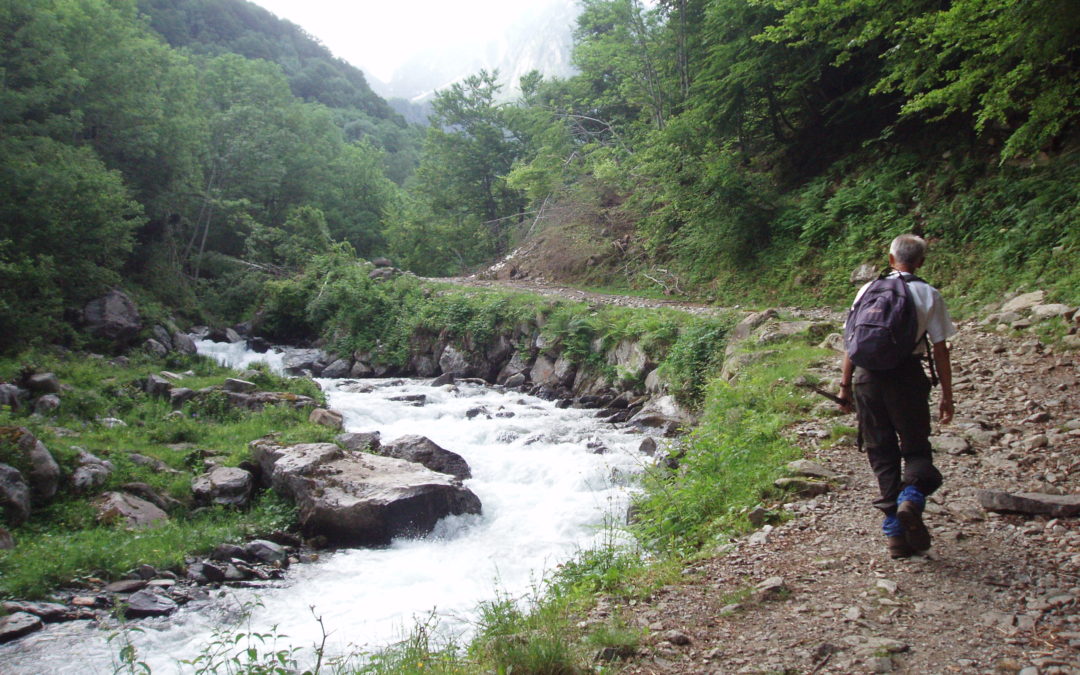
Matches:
[124,589,177,618]
[2,601,69,622]
[628,395,695,435]
[0,612,43,644]
[192,466,255,507]
[321,359,352,379]
[105,579,148,593]
[250,440,482,546]
[379,435,472,480]
[172,331,198,355]
[244,539,287,565]
[338,431,382,452]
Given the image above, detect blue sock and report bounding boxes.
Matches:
[882,515,903,537]
[898,485,925,508]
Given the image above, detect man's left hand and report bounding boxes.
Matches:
[939,396,954,425]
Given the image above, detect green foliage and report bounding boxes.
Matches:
[471,594,581,675]
[656,317,732,407]
[633,344,820,554]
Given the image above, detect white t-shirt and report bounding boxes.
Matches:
[852,271,957,354]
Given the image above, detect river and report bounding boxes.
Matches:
[1,341,652,673]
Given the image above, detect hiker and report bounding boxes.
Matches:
[837,234,956,559]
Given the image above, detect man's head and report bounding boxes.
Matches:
[889,234,927,271]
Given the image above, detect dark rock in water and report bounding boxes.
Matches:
[224,564,248,582]
[2,601,69,623]
[586,441,608,455]
[244,539,287,565]
[555,399,572,409]
[210,543,246,562]
[337,432,381,452]
[187,561,226,583]
[503,373,527,389]
[380,435,472,480]
[0,464,31,526]
[321,359,352,379]
[390,394,427,406]
[431,372,455,387]
[0,612,43,643]
[83,290,141,345]
[105,579,148,593]
[250,440,481,546]
[465,406,489,419]
[124,590,177,618]
[26,372,60,394]
[247,336,271,354]
[978,490,1080,517]
[638,437,658,457]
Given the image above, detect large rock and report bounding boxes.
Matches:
[0,384,24,411]
[321,359,352,379]
[124,589,177,618]
[850,263,879,285]
[729,309,779,344]
[83,290,141,345]
[497,351,533,384]
[607,340,651,380]
[250,440,482,546]
[282,349,327,375]
[309,408,344,430]
[1,427,60,500]
[338,432,381,452]
[1030,303,1075,321]
[71,449,114,492]
[33,394,61,415]
[93,492,169,528]
[0,464,31,526]
[438,345,475,378]
[380,435,472,480]
[172,331,198,355]
[26,373,60,394]
[978,490,1080,518]
[0,526,13,549]
[530,354,558,387]
[627,396,695,436]
[192,467,255,507]
[0,612,43,644]
[1000,290,1046,314]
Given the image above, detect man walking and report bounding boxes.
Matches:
[837,234,956,558]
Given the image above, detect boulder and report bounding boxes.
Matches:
[756,320,834,346]
[121,483,180,512]
[33,394,61,415]
[0,383,25,411]
[786,459,838,480]
[250,440,482,546]
[497,351,533,384]
[337,432,382,452]
[730,309,779,344]
[438,345,474,378]
[627,396,695,435]
[380,435,472,480]
[129,453,180,475]
[2,601,69,622]
[93,492,169,528]
[124,589,177,618]
[818,332,845,353]
[169,387,196,409]
[0,464,30,526]
[529,354,558,387]
[552,354,577,387]
[321,359,352,379]
[607,340,651,381]
[26,373,60,394]
[192,466,255,507]
[977,490,1080,518]
[151,326,174,351]
[223,378,256,393]
[143,338,169,358]
[371,257,393,268]
[504,373,527,388]
[172,331,198,355]
[83,290,141,345]
[0,526,13,549]
[309,408,344,430]
[144,374,173,398]
[0,612,43,644]
[350,361,375,378]
[1030,303,1075,321]
[774,477,830,497]
[369,267,397,281]
[1,427,60,500]
[71,449,114,492]
[244,539,287,565]
[282,349,327,375]
[1000,291,1046,314]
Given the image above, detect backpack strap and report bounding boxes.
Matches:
[886,269,940,387]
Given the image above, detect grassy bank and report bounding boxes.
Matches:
[0,350,331,599]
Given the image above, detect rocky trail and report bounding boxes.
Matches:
[446,276,1080,674]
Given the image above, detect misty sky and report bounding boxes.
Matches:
[251,0,553,82]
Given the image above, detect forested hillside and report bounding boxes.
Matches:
[1,0,1077,355]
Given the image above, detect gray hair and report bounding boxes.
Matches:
[890,234,927,266]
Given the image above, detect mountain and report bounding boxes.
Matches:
[371,0,580,103]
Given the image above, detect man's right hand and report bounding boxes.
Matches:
[837,385,854,414]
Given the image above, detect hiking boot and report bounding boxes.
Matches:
[897,500,932,552]
[887,535,913,559]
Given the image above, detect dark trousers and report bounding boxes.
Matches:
[854,359,943,514]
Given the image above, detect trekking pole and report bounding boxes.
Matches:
[793,376,848,406]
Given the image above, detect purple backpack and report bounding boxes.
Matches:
[844,273,921,371]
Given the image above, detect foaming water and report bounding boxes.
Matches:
[0,345,650,673]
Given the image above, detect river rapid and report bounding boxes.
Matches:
[1,341,652,673]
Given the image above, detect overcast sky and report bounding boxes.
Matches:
[251,0,550,82]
